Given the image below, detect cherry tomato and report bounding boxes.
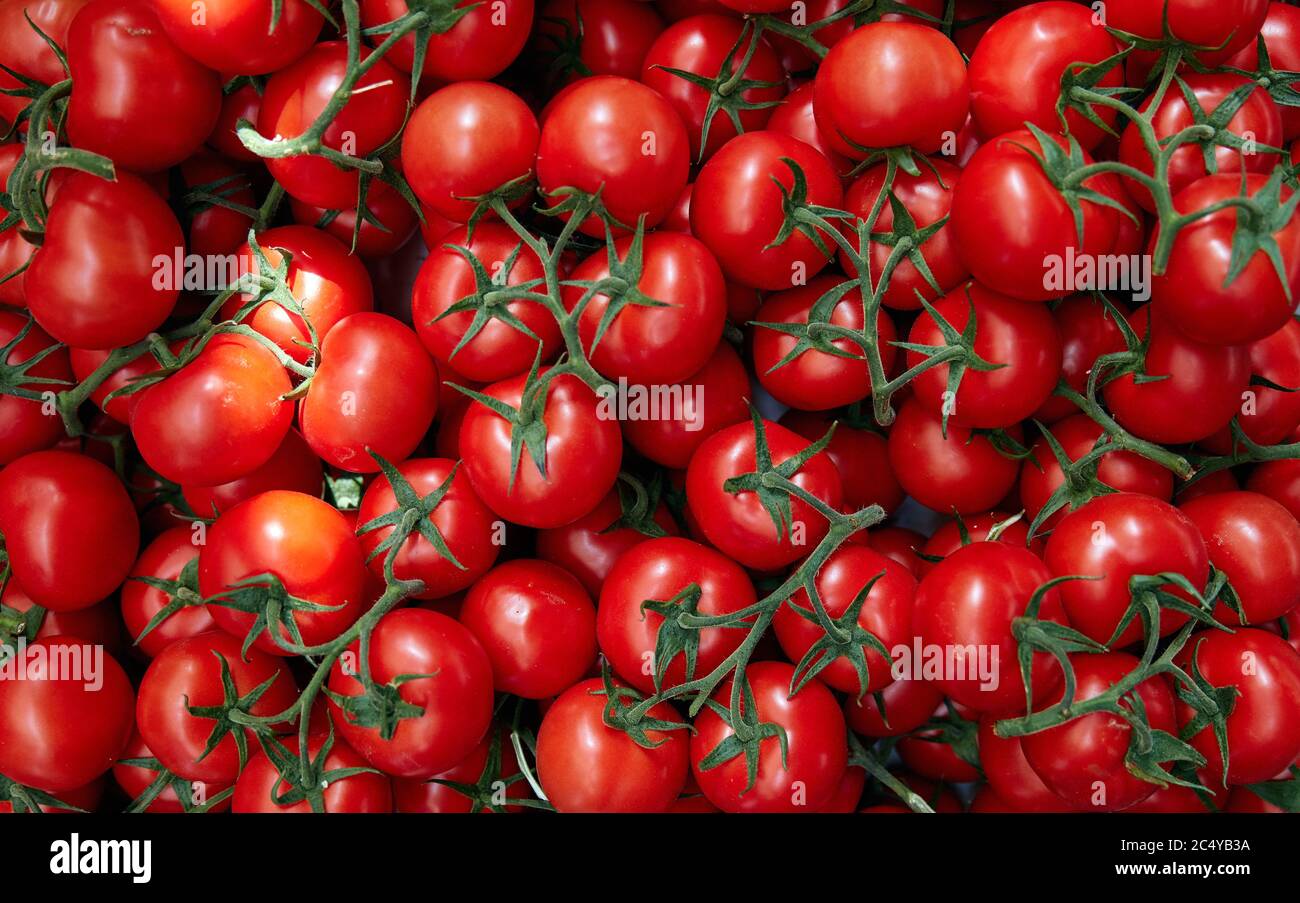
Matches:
[534,0,665,82]
[0,0,91,126]
[359,0,534,82]
[887,399,1022,514]
[1108,0,1268,68]
[0,311,70,465]
[182,428,323,518]
[231,735,392,813]
[782,411,903,514]
[843,674,943,737]
[978,717,1075,812]
[150,0,322,74]
[120,525,217,658]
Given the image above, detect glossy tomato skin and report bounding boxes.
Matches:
[0,0,90,125]
[0,450,139,611]
[782,411,903,514]
[70,341,167,425]
[1202,319,1300,450]
[913,542,1067,715]
[534,0,665,81]
[686,418,843,571]
[112,730,230,813]
[1150,174,1300,346]
[359,0,534,81]
[916,511,1043,577]
[182,428,323,518]
[1108,0,1268,68]
[206,80,261,163]
[357,458,500,600]
[767,81,852,177]
[1176,629,1300,787]
[300,312,440,473]
[752,278,897,411]
[597,536,755,693]
[813,22,968,156]
[1247,457,1300,522]
[1044,493,1209,647]
[978,717,1076,812]
[120,525,218,658]
[459,370,622,528]
[863,526,926,576]
[0,311,70,465]
[1034,294,1126,422]
[232,736,392,814]
[459,559,597,698]
[26,171,182,349]
[1227,2,1300,139]
[691,661,847,813]
[150,0,322,74]
[328,608,494,779]
[66,0,221,172]
[536,75,689,236]
[843,675,943,737]
[1180,491,1300,625]
[536,677,689,812]
[1022,652,1178,812]
[906,282,1062,429]
[0,636,134,793]
[690,130,843,290]
[887,399,1022,514]
[131,333,293,487]
[402,82,539,224]
[223,226,375,366]
[136,631,299,784]
[289,178,419,259]
[773,544,916,695]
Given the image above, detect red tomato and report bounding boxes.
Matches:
[0,0,91,125]
[1227,1,1300,139]
[182,428,323,518]
[690,661,847,812]
[289,178,419,259]
[534,0,665,81]
[207,80,261,163]
[782,411,903,514]
[0,311,70,465]
[916,511,1043,577]
[767,81,852,177]
[1202,319,1300,450]
[1034,294,1126,423]
[0,145,36,306]
[392,729,530,813]
[887,399,1022,514]
[1,580,123,653]
[176,152,255,258]
[232,736,392,813]
[112,731,230,813]
[978,717,1076,812]
[359,0,534,82]
[1108,0,1268,68]
[863,525,926,576]
[1247,458,1300,523]
[120,525,217,658]
[843,675,943,737]
[150,0,322,74]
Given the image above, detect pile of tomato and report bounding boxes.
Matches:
[1,0,1300,816]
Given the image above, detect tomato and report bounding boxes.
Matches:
[967,1,1122,149]
[359,0,534,82]
[1,580,123,653]
[640,14,786,161]
[690,130,843,290]
[459,559,597,698]
[182,428,322,518]
[916,511,1043,577]
[1176,628,1300,787]
[1022,652,1178,811]
[150,0,322,74]
[0,637,133,793]
[66,0,220,172]
[913,541,1067,715]
[300,312,440,473]
[978,717,1076,812]
[119,526,217,658]
[762,0,855,73]
[752,278,898,412]
[1020,414,1175,531]
[1202,319,1300,451]
[536,486,679,596]
[536,677,689,812]
[289,178,420,259]
[223,225,375,366]
[1108,0,1268,68]
[402,82,539,224]
[597,536,755,693]
[0,450,138,611]
[767,81,852,177]
[1247,458,1300,523]
[686,417,843,571]
[782,411,903,514]
[898,714,982,784]
[26,171,182,349]
[412,223,560,383]
[392,729,530,813]
[0,0,91,126]
[950,129,1121,302]
[0,145,36,306]
[839,158,966,310]
[112,731,229,813]
[563,232,726,385]
[131,333,292,487]
[535,0,665,81]
[887,399,1023,515]
[1181,491,1300,625]
[1150,174,1300,346]
[1227,1,1300,139]
[207,80,262,163]
[176,152,256,258]
[843,674,943,737]
[813,22,968,156]
[0,311,70,466]
[773,544,915,695]
[328,608,494,779]
[232,735,392,813]
[690,661,847,812]
[459,369,622,528]
[620,340,750,469]
[256,41,409,209]
[536,75,689,236]
[863,525,925,576]
[135,631,299,784]
[1102,304,1251,444]
[1034,294,1126,422]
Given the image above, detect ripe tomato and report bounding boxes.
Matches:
[1247,457,1300,523]
[685,418,843,571]
[1227,1,1300,139]
[690,661,847,813]
[534,0,665,81]
[231,736,392,814]
[0,0,91,125]
[0,311,69,465]
[1202,319,1300,450]
[978,717,1075,812]
[120,526,217,658]
[359,0,534,82]
[1108,0,1268,68]
[1034,294,1126,423]
[0,450,138,611]
[537,75,689,236]
[300,312,440,473]
[112,731,230,813]
[182,428,323,518]
[393,729,529,813]
[887,399,1022,514]
[459,559,597,698]
[752,278,898,411]
[131,333,293,487]
[289,178,420,259]
[916,511,1043,577]
[135,631,299,784]
[597,536,755,693]
[1022,652,1178,811]
[913,541,1067,715]
[690,130,843,290]
[150,0,322,74]
[767,81,851,177]
[1,579,123,653]
[207,80,262,163]
[536,677,689,812]
[0,145,36,306]
[26,171,182,349]
[0,636,134,792]
[177,152,255,258]
[782,411,903,514]
[813,22,968,156]
[328,608,494,779]
[459,369,622,528]
[842,674,943,737]
[863,525,926,576]
[772,544,916,695]
[224,226,375,366]
[402,82,539,224]
[66,0,221,172]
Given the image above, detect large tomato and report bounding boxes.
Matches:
[0,311,70,465]
[150,0,322,74]
[120,525,217,658]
